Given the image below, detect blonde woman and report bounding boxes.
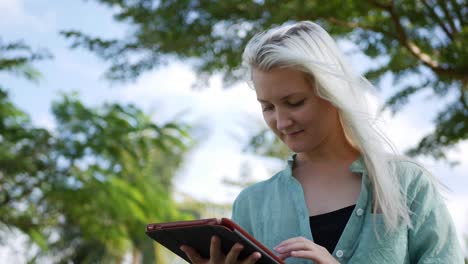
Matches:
[181,21,463,264]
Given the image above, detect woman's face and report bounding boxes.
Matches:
[252,67,341,154]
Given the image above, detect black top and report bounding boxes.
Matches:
[309,204,356,254]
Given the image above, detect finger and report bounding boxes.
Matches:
[180,245,205,264]
[277,252,292,260]
[225,243,243,264]
[275,236,308,249]
[275,239,313,254]
[243,252,262,264]
[290,250,318,259]
[289,249,335,263]
[209,236,224,262]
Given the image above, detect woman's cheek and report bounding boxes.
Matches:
[263,114,276,130]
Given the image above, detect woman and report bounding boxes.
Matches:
[181,21,463,264]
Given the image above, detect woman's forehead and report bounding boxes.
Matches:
[253,68,314,97]
[252,67,312,85]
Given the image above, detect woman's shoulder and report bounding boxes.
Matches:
[234,167,288,203]
[389,156,442,200]
[390,157,433,181]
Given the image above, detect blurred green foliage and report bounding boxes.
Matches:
[62,0,467,160]
[0,40,194,263]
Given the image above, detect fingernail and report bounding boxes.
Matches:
[254,252,262,259]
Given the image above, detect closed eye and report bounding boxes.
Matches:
[262,104,274,112]
[288,100,305,107]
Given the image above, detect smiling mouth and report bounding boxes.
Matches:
[286,130,304,136]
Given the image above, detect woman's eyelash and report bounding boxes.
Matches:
[288,100,305,107]
[262,100,304,111]
[262,105,274,112]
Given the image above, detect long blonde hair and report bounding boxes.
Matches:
[242,21,414,230]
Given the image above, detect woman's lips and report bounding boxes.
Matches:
[287,130,304,136]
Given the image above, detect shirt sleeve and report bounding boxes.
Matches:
[407,168,464,263]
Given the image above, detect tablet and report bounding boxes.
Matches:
[146,218,283,264]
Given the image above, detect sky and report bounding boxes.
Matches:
[1,0,467,261]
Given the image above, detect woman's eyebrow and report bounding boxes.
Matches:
[257,93,303,103]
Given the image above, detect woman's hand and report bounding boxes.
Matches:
[274,237,339,264]
[180,236,262,264]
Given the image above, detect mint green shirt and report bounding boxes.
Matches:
[232,156,463,263]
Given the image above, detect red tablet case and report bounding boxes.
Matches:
[146,218,284,264]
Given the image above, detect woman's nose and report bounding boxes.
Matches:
[275,110,293,131]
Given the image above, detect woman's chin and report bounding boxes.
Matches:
[287,145,307,153]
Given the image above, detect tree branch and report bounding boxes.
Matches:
[448,0,465,26]
[461,89,468,110]
[436,0,459,34]
[324,17,398,39]
[421,0,454,41]
[371,1,442,71]
[0,191,11,207]
[369,0,392,9]
[365,0,468,83]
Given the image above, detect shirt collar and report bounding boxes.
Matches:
[349,156,366,174]
[287,153,296,168]
[287,152,365,174]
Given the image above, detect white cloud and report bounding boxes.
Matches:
[0,229,38,263]
[0,0,55,33]
[112,62,269,204]
[0,0,24,19]
[380,109,432,153]
[113,62,197,122]
[35,113,55,130]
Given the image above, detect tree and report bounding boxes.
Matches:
[0,38,52,81]
[41,95,193,263]
[0,38,194,263]
[0,39,56,250]
[62,0,467,160]
[0,88,57,252]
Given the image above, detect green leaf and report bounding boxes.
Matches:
[28,229,48,251]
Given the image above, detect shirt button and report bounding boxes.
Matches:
[336,250,344,258]
[356,208,364,216]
